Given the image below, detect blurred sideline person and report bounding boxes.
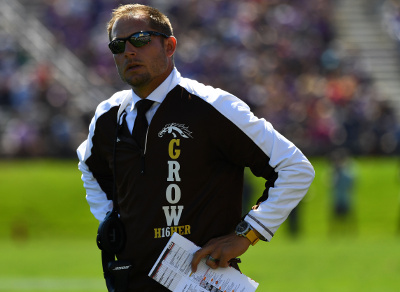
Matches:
[329,148,357,235]
[77,4,315,291]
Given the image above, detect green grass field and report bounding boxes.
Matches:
[0,158,399,291]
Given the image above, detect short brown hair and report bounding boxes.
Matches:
[107,4,173,40]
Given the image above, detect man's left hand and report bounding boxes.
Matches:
[190,233,251,273]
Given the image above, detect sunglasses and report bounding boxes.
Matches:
[108,31,170,54]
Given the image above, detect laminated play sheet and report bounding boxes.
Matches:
[149,233,259,292]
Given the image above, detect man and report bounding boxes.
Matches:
[77,4,315,291]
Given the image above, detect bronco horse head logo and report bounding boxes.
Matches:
[158,123,193,139]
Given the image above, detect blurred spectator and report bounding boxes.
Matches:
[0,0,399,157]
[381,0,400,45]
[329,148,357,235]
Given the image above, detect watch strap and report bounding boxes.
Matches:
[245,229,260,246]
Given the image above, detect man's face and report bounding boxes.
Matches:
[110,16,174,97]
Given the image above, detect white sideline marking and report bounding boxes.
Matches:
[0,278,104,291]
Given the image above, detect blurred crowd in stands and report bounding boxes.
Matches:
[0,0,399,158]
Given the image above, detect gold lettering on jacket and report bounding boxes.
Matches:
[168,139,180,159]
[155,138,191,238]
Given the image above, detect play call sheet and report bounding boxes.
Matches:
[149,233,259,292]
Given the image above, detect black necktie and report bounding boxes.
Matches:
[132,99,154,149]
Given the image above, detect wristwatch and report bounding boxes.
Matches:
[235,221,259,246]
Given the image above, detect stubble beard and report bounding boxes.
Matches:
[123,71,152,89]
[121,58,170,95]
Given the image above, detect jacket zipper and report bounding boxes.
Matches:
[140,127,150,175]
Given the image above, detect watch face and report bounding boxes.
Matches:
[236,221,250,234]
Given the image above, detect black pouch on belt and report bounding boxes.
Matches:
[97,210,132,292]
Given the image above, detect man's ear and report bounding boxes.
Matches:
[165,36,177,58]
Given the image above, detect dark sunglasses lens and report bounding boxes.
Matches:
[109,33,154,54]
[129,35,151,47]
[109,40,125,54]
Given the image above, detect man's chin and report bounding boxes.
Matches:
[123,75,149,88]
